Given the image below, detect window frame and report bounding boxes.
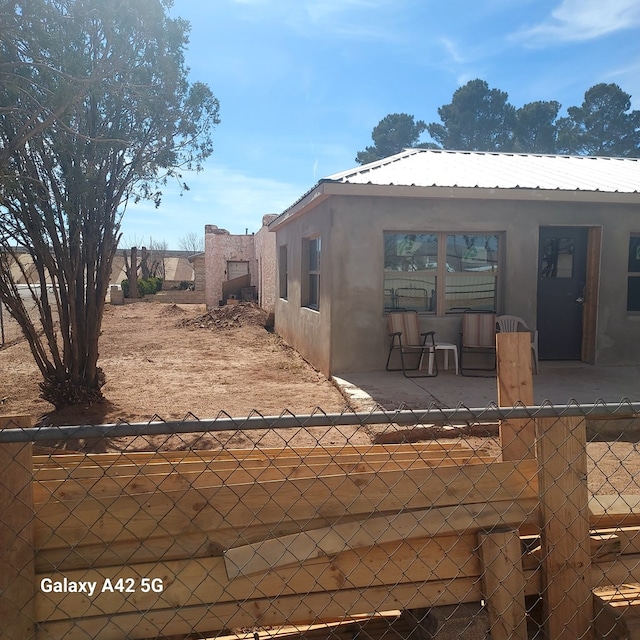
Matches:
[627,233,640,314]
[302,236,321,311]
[383,231,502,315]
[278,244,288,300]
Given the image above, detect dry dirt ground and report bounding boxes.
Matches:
[2,300,640,495]
[1,301,351,427]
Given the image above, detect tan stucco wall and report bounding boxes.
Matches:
[254,215,278,314]
[598,218,640,365]
[273,202,333,376]
[273,191,640,374]
[204,225,256,307]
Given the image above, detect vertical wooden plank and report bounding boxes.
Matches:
[536,415,592,640]
[496,332,535,461]
[478,528,528,640]
[0,415,35,640]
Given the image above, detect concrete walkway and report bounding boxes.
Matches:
[334,362,640,412]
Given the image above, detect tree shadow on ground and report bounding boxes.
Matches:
[34,399,123,453]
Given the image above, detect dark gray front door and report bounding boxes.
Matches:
[537,227,588,360]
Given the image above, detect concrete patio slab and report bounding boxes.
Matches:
[334,362,640,412]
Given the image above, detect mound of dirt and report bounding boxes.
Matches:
[177,302,268,330]
[161,303,187,316]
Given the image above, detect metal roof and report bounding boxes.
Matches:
[326,148,640,193]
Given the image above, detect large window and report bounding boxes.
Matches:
[628,234,640,313]
[303,236,320,310]
[384,232,500,314]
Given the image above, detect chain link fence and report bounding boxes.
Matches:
[1,402,640,640]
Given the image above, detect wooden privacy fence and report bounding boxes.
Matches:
[2,411,640,640]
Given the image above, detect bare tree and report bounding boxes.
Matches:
[177,231,204,253]
[122,246,140,299]
[146,238,169,280]
[0,0,219,409]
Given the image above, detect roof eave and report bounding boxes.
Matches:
[268,180,338,230]
[269,181,640,231]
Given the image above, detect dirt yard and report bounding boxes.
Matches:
[2,300,640,495]
[1,301,351,427]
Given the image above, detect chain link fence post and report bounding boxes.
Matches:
[0,415,35,640]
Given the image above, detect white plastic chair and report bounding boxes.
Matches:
[496,315,539,374]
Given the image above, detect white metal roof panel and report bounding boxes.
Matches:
[326,149,640,193]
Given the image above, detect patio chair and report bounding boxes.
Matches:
[459,310,497,376]
[386,310,438,377]
[496,314,539,374]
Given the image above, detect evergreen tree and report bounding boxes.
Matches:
[514,101,561,154]
[557,83,640,157]
[427,79,516,152]
[355,113,430,165]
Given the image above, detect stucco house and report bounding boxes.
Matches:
[268,148,640,377]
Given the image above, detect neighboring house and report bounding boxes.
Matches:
[6,247,195,290]
[269,149,640,376]
[110,250,195,288]
[204,214,277,313]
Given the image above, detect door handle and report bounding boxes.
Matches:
[576,297,584,303]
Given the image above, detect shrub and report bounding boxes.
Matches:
[121,277,163,298]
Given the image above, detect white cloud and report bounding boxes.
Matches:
[304,0,382,21]
[303,0,401,40]
[515,0,640,46]
[227,0,402,42]
[603,58,640,108]
[120,163,306,246]
[439,37,467,65]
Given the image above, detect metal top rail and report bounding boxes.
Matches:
[0,400,638,443]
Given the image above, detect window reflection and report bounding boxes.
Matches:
[541,238,575,278]
[445,235,498,312]
[383,233,438,312]
[383,232,499,313]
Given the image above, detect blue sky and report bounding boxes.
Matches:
[121,0,640,248]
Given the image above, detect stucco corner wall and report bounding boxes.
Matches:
[204,225,255,307]
[272,203,332,377]
[254,214,278,314]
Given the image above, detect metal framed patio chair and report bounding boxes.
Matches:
[459,310,497,376]
[496,314,539,374]
[385,310,438,377]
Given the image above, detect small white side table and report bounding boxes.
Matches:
[428,343,459,375]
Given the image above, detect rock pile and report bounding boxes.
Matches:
[177,303,268,330]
